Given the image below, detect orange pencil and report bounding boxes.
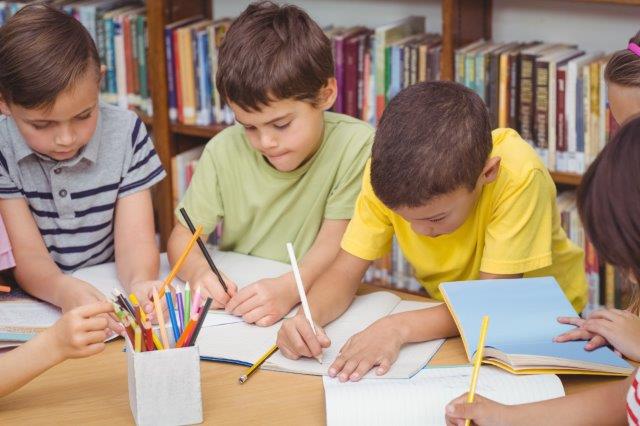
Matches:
[0,285,10,293]
[159,225,203,297]
[176,319,197,348]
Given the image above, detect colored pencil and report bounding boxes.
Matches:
[0,285,10,293]
[239,344,279,384]
[134,324,142,352]
[113,288,135,315]
[190,286,202,317]
[153,287,170,349]
[286,242,322,363]
[165,290,180,343]
[184,282,191,327]
[187,297,212,346]
[176,288,185,333]
[179,207,229,293]
[129,293,148,323]
[176,319,197,348]
[159,225,203,297]
[465,315,490,426]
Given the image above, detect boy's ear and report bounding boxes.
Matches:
[316,78,338,111]
[0,98,11,117]
[480,156,501,184]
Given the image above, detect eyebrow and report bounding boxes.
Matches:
[27,105,95,124]
[236,113,292,127]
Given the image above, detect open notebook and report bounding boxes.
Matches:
[323,365,565,426]
[0,250,291,345]
[440,277,633,376]
[196,291,444,379]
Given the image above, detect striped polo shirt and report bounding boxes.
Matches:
[0,102,166,272]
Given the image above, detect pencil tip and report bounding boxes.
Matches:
[238,375,247,384]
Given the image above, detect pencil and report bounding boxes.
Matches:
[187,297,213,346]
[113,288,135,315]
[176,318,197,348]
[191,286,202,317]
[465,315,490,426]
[128,293,148,323]
[165,290,180,343]
[239,344,279,384]
[134,324,142,352]
[286,242,322,363]
[176,288,185,333]
[179,207,229,293]
[152,287,170,349]
[0,284,10,292]
[184,282,191,327]
[159,225,203,297]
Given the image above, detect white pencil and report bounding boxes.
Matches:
[286,242,323,363]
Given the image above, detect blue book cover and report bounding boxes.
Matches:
[440,277,632,375]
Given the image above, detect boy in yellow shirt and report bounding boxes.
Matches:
[277,81,588,381]
[167,2,373,326]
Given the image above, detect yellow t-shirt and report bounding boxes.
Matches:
[341,128,587,311]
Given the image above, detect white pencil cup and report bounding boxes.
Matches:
[126,344,203,425]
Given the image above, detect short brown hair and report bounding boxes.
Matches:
[605,31,640,87]
[216,1,334,111]
[577,116,640,313]
[0,3,100,109]
[371,81,492,208]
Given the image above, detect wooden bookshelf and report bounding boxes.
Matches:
[145,0,637,246]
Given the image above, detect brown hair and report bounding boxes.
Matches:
[605,31,640,87]
[0,3,101,110]
[577,116,640,313]
[371,81,493,208]
[216,1,334,111]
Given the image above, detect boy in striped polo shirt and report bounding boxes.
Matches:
[0,5,165,331]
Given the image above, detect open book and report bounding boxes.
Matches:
[323,365,565,426]
[196,291,444,379]
[0,250,291,345]
[440,277,633,376]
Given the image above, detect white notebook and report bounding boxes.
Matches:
[323,365,565,426]
[197,291,445,379]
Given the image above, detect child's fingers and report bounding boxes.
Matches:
[82,342,106,357]
[587,309,619,322]
[287,326,313,358]
[76,300,115,318]
[83,330,108,345]
[230,291,261,316]
[349,358,375,381]
[329,353,348,377]
[83,316,109,332]
[584,334,607,351]
[553,328,592,342]
[298,321,323,357]
[255,314,279,327]
[337,358,359,382]
[557,316,584,326]
[376,358,392,376]
[317,327,331,348]
[583,319,615,338]
[242,307,269,324]
[226,286,254,313]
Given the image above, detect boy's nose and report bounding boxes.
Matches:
[259,135,278,150]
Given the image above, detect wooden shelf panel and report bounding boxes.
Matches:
[550,171,582,186]
[170,123,229,139]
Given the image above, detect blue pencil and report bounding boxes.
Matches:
[165,291,180,344]
[176,288,185,333]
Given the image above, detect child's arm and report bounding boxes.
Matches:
[114,189,162,315]
[0,301,113,398]
[167,222,238,308]
[226,219,349,326]
[444,373,631,426]
[276,249,370,359]
[0,198,120,332]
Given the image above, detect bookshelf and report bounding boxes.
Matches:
[145,0,637,247]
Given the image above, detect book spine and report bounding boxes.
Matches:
[556,67,567,171]
[344,36,359,118]
[476,52,486,101]
[105,17,117,98]
[418,43,427,83]
[130,14,140,106]
[201,31,213,125]
[508,52,520,130]
[96,11,107,93]
[519,53,536,144]
[589,61,600,167]
[138,17,148,104]
[123,15,134,106]
[191,28,201,124]
[498,52,509,129]
[534,60,549,164]
[173,29,183,123]
[356,34,366,119]
[581,64,590,174]
[547,62,558,171]
[114,17,128,109]
[333,36,345,114]
[196,31,208,125]
[165,27,177,121]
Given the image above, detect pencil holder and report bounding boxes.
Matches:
[126,344,203,425]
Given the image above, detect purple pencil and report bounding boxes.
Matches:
[176,288,185,333]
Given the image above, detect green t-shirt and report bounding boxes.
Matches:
[177,112,373,263]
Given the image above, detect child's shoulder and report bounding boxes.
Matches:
[99,102,139,130]
[324,112,375,140]
[491,128,549,184]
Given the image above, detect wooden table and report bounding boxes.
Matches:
[0,287,625,425]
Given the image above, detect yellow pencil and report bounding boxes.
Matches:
[238,344,278,384]
[159,225,203,297]
[129,293,148,323]
[134,325,141,352]
[465,315,490,426]
[152,287,170,349]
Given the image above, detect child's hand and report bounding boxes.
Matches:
[47,301,115,362]
[192,267,238,309]
[445,393,511,426]
[226,276,297,326]
[58,278,123,335]
[129,280,165,322]
[328,317,404,382]
[556,309,640,360]
[277,312,331,360]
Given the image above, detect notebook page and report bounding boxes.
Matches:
[324,365,565,426]
[264,296,444,378]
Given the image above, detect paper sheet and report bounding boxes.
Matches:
[324,365,565,426]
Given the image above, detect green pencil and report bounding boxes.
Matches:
[184,281,191,325]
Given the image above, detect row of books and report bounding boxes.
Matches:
[0,1,152,115]
[455,40,618,175]
[163,15,442,127]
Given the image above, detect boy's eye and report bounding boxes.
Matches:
[75,113,91,120]
[274,122,290,130]
[429,216,446,223]
[31,122,50,130]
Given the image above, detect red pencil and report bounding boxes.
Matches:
[176,319,197,348]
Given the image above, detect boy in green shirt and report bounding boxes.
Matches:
[168,2,373,326]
